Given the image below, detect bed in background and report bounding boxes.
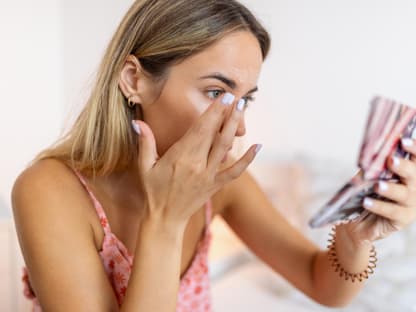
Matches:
[209,155,416,312]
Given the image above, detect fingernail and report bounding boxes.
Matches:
[255,144,263,154]
[378,181,388,192]
[401,138,413,147]
[222,92,235,105]
[392,156,400,167]
[131,120,141,135]
[363,197,374,208]
[237,99,246,111]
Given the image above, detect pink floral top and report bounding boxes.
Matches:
[22,168,213,311]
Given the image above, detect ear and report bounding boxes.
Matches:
[118,54,150,104]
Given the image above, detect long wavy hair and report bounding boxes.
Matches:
[31,0,271,178]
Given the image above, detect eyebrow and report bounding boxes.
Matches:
[199,73,258,94]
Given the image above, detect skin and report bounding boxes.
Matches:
[121,31,261,159]
[89,30,263,261]
[12,31,263,310]
[11,29,416,310]
[88,30,262,242]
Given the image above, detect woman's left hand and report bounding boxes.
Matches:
[345,138,416,245]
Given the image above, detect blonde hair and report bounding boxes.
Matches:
[32,0,271,178]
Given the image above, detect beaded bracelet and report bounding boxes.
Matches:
[327,225,377,283]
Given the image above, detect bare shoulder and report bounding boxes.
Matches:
[13,158,79,194]
[13,158,86,211]
[11,158,95,246]
[11,159,119,309]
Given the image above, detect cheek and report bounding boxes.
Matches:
[147,86,215,148]
[184,88,212,115]
[159,88,209,134]
[169,89,213,132]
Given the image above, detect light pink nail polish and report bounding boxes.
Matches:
[255,144,262,154]
[222,93,235,105]
[401,138,413,147]
[378,181,388,192]
[131,120,141,135]
[363,197,374,208]
[237,99,246,111]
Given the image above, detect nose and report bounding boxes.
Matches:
[224,102,247,137]
[235,116,246,137]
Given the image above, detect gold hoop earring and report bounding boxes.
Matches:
[127,96,137,109]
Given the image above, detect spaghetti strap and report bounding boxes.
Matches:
[71,168,112,234]
[24,167,214,310]
[72,166,210,236]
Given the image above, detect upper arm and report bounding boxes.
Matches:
[11,160,119,311]
[220,167,321,300]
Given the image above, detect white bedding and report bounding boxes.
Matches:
[210,155,416,312]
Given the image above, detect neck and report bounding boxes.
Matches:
[95,160,143,199]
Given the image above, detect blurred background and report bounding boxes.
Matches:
[1,0,416,311]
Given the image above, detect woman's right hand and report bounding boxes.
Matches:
[131,93,261,228]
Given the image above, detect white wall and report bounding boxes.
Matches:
[60,0,133,129]
[241,0,416,165]
[0,1,62,213]
[0,1,63,310]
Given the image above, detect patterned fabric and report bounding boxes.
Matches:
[22,168,213,311]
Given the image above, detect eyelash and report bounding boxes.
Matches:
[206,89,255,109]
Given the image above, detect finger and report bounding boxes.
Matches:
[215,144,262,185]
[362,197,406,223]
[132,120,160,173]
[207,98,245,169]
[375,180,410,206]
[400,137,416,158]
[387,153,416,187]
[181,92,235,157]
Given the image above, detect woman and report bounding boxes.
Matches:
[12,0,416,311]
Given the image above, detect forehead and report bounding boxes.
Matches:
[171,31,263,89]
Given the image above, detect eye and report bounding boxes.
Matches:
[240,96,255,109]
[206,89,224,100]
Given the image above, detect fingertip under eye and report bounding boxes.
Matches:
[221,92,235,105]
[237,99,245,111]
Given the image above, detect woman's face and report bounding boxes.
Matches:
[140,30,263,157]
